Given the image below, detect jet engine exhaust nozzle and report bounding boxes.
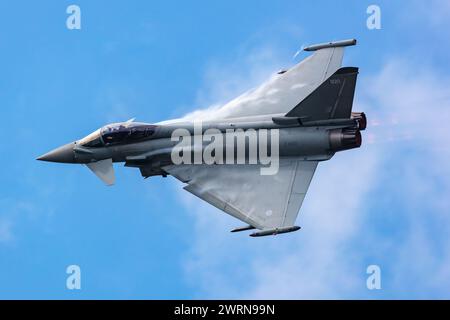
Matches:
[329,128,362,152]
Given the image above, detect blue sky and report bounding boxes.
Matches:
[1,0,450,299]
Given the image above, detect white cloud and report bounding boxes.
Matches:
[173,44,450,298]
[0,199,46,246]
[0,218,13,243]
[359,59,450,298]
[411,0,450,27]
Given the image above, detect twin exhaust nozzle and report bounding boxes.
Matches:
[329,112,366,152]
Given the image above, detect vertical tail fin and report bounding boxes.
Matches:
[286,67,358,121]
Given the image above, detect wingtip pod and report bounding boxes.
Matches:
[250,226,301,237]
[303,39,357,52]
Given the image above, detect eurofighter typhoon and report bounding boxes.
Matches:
[37,39,366,237]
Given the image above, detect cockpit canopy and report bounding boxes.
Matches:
[78,122,158,148]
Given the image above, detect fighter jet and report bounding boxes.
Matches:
[37,39,366,237]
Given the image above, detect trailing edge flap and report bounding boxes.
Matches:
[85,158,115,186]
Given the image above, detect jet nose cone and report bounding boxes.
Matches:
[37,142,76,163]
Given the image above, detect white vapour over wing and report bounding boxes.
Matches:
[182,46,344,121]
[173,55,450,298]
